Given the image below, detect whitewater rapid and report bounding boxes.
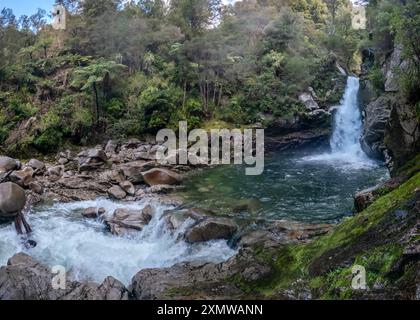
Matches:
[0,199,236,285]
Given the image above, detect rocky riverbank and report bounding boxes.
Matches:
[0,139,335,300]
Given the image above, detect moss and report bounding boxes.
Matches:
[164,287,195,298]
[233,171,420,298]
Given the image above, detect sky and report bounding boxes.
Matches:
[0,0,56,18]
[0,0,240,18]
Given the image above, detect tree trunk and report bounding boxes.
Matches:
[92,83,100,127]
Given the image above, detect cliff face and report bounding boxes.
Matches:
[360,46,420,175]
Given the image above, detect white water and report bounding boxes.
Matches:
[304,76,377,169]
[0,199,236,285]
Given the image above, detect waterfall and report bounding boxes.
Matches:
[304,76,376,168]
[330,77,366,158]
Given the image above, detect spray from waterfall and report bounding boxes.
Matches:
[304,76,376,169]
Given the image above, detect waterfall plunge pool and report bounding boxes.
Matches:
[0,77,389,286]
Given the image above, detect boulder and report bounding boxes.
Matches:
[163,208,205,231]
[105,205,155,236]
[298,91,319,111]
[120,161,155,184]
[83,207,100,219]
[47,165,64,177]
[107,185,127,200]
[142,168,182,186]
[0,156,20,174]
[28,182,43,195]
[105,140,119,154]
[0,253,128,300]
[185,218,238,243]
[119,181,135,196]
[131,248,273,300]
[27,159,46,174]
[77,148,108,171]
[0,182,26,218]
[9,167,34,187]
[354,186,380,212]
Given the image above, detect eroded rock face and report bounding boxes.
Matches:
[185,218,238,243]
[299,91,319,111]
[0,253,128,300]
[142,168,182,186]
[131,247,273,300]
[361,95,393,159]
[385,103,420,173]
[0,182,26,218]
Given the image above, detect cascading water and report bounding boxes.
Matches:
[0,199,236,285]
[304,76,376,168]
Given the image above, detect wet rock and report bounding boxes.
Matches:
[142,168,182,186]
[120,180,135,196]
[162,208,205,231]
[77,148,108,171]
[83,207,100,219]
[231,199,261,214]
[108,185,127,200]
[0,182,26,218]
[0,156,20,174]
[239,220,332,248]
[27,159,46,174]
[185,218,238,243]
[105,206,155,236]
[9,167,34,187]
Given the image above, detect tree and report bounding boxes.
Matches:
[71,59,126,129]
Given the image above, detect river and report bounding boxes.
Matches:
[0,76,389,285]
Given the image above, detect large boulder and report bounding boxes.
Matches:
[142,168,182,186]
[0,253,128,300]
[0,182,26,218]
[120,161,155,184]
[27,159,46,174]
[184,218,238,243]
[77,148,108,171]
[0,156,20,174]
[9,167,34,187]
[105,205,155,236]
[119,181,135,196]
[131,248,273,300]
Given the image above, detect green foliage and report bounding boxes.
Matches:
[368,65,385,91]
